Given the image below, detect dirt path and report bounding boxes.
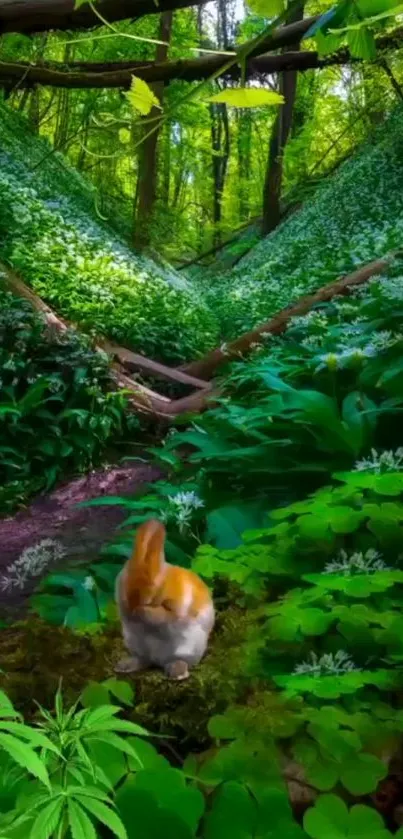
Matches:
[0,462,159,620]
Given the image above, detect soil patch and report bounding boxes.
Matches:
[0,462,160,620]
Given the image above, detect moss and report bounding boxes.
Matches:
[0,607,255,747]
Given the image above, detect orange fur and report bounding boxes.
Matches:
[122,518,212,618]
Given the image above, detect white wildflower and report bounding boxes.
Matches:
[0,539,65,591]
[323,548,390,576]
[82,575,96,591]
[354,447,403,473]
[294,650,359,677]
[162,490,204,534]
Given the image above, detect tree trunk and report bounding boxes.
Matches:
[210,100,230,246]
[262,1,305,236]
[133,10,173,250]
[237,109,252,220]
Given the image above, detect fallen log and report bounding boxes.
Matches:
[1,252,396,420]
[181,253,395,381]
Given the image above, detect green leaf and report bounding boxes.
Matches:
[204,781,257,839]
[103,679,134,706]
[347,27,377,60]
[125,76,161,116]
[29,797,64,839]
[206,505,263,549]
[207,88,284,108]
[134,768,205,832]
[118,129,131,145]
[73,793,127,839]
[299,608,333,636]
[304,794,390,839]
[340,753,387,795]
[68,799,97,839]
[0,733,50,789]
[303,794,349,839]
[248,0,284,15]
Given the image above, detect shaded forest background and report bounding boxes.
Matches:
[2,0,402,263]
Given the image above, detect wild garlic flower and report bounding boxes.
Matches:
[378,276,403,302]
[288,311,328,331]
[0,539,65,591]
[323,548,389,576]
[294,650,359,677]
[82,575,96,591]
[162,491,204,534]
[354,447,403,473]
[369,330,403,350]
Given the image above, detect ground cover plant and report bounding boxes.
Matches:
[4,2,403,836]
[0,289,136,514]
[0,102,218,365]
[207,106,403,338]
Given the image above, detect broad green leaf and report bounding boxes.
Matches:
[299,608,333,636]
[304,794,390,839]
[125,76,161,116]
[134,767,205,831]
[203,781,257,839]
[103,679,134,706]
[339,753,387,795]
[206,505,264,549]
[347,27,377,60]
[207,88,284,109]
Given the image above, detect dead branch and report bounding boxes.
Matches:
[181,254,395,380]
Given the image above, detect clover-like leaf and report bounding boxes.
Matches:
[304,794,391,839]
[339,753,387,796]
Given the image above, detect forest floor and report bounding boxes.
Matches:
[0,461,159,621]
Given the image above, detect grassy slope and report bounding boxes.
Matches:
[0,103,218,365]
[206,107,403,340]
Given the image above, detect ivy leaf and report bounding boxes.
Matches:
[207,89,284,109]
[125,76,161,116]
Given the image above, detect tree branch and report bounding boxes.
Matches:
[0,0,208,35]
[2,26,402,89]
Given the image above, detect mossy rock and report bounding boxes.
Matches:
[0,607,256,747]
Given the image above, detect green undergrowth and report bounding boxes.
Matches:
[0,101,218,364]
[207,106,403,338]
[0,289,137,513]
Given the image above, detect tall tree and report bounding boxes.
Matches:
[262,1,305,235]
[133,10,173,250]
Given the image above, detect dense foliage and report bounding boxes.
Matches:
[207,107,403,336]
[4,1,403,837]
[0,290,135,513]
[0,103,218,364]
